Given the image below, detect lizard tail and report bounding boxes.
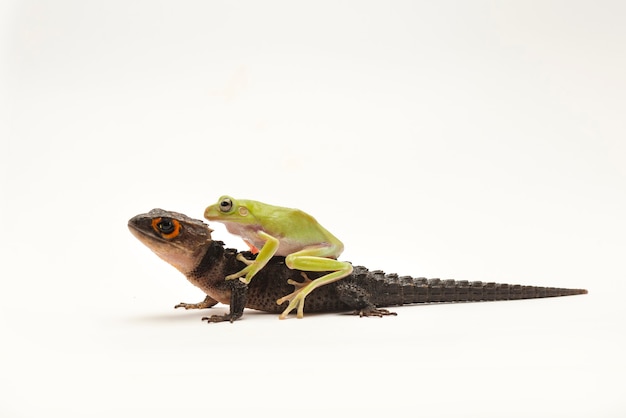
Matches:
[401,278,589,303]
[354,268,587,306]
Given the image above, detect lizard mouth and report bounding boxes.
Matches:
[127,220,168,247]
[128,213,203,273]
[127,220,151,239]
[127,215,176,247]
[128,211,212,252]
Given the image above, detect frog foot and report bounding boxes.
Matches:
[224,255,256,282]
[225,270,245,281]
[235,253,254,266]
[276,273,313,319]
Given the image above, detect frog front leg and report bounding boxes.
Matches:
[276,244,353,319]
[225,231,279,284]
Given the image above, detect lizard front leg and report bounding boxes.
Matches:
[202,279,248,323]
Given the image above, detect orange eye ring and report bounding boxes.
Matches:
[151,217,181,239]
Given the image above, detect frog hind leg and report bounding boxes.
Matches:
[276,246,353,319]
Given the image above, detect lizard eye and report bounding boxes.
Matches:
[151,217,181,239]
[157,218,175,234]
[219,198,233,212]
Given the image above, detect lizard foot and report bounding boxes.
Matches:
[201,313,242,324]
[175,295,218,310]
[276,273,313,319]
[175,302,211,310]
[351,307,398,318]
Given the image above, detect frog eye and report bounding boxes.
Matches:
[219,197,233,212]
[151,217,181,239]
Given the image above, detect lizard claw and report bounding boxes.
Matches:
[175,302,208,310]
[175,296,218,310]
[352,307,398,317]
[201,313,241,323]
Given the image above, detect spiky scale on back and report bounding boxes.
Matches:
[184,245,588,317]
[324,265,587,310]
[231,250,587,314]
[129,209,587,321]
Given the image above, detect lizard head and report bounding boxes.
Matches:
[128,209,214,274]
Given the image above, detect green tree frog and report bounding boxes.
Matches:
[204,196,353,319]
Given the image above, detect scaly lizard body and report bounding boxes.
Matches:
[128,209,587,322]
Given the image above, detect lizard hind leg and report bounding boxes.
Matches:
[335,281,397,318]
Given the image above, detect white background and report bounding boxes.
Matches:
[1,1,625,417]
